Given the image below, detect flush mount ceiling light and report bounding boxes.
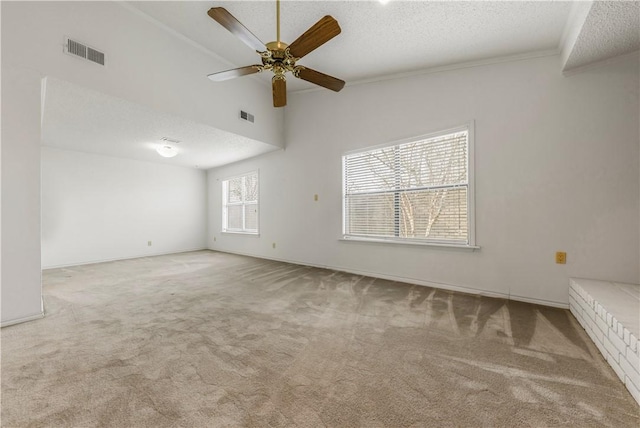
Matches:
[156,145,178,158]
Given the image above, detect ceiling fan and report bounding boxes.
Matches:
[207,0,345,108]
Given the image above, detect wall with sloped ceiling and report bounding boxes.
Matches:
[1,1,283,325]
[208,53,640,307]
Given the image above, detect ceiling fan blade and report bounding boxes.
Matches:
[207,65,263,82]
[288,16,341,59]
[295,67,345,92]
[207,7,267,52]
[272,77,287,108]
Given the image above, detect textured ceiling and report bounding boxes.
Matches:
[128,1,573,91]
[564,1,640,71]
[44,2,639,169]
[41,78,280,169]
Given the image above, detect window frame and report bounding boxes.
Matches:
[221,170,260,235]
[341,122,477,249]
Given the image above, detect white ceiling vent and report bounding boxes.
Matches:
[240,110,255,123]
[64,37,105,66]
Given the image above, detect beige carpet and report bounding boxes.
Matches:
[1,250,638,427]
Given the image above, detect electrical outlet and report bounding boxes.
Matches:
[555,251,566,264]
[213,237,216,242]
[314,194,319,201]
[148,241,152,246]
[272,242,276,249]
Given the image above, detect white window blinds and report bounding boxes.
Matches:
[343,128,471,245]
[222,171,259,234]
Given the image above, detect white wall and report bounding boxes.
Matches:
[41,148,207,268]
[1,68,44,325]
[1,1,283,148]
[1,1,283,325]
[208,53,640,307]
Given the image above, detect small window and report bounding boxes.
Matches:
[343,125,474,246]
[222,171,259,234]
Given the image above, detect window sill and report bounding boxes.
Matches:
[339,236,480,250]
[222,231,260,237]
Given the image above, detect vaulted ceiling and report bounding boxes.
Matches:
[41,1,640,169]
[128,1,639,91]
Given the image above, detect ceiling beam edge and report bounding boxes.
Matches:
[559,1,594,72]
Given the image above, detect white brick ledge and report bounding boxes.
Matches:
[569,278,640,405]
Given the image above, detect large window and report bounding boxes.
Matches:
[343,125,474,246]
[222,171,259,234]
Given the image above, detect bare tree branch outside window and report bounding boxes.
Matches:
[344,131,469,244]
[223,172,259,234]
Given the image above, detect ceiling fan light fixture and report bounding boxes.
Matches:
[156,145,178,158]
[206,2,345,108]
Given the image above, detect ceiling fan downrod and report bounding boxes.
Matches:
[276,0,280,44]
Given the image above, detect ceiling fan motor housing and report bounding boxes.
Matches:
[261,41,299,77]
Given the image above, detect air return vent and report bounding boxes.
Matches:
[87,47,105,66]
[64,37,105,66]
[240,110,255,123]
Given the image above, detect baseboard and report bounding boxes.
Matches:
[331,267,568,309]
[207,247,569,309]
[1,311,45,328]
[42,247,208,270]
[504,294,568,309]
